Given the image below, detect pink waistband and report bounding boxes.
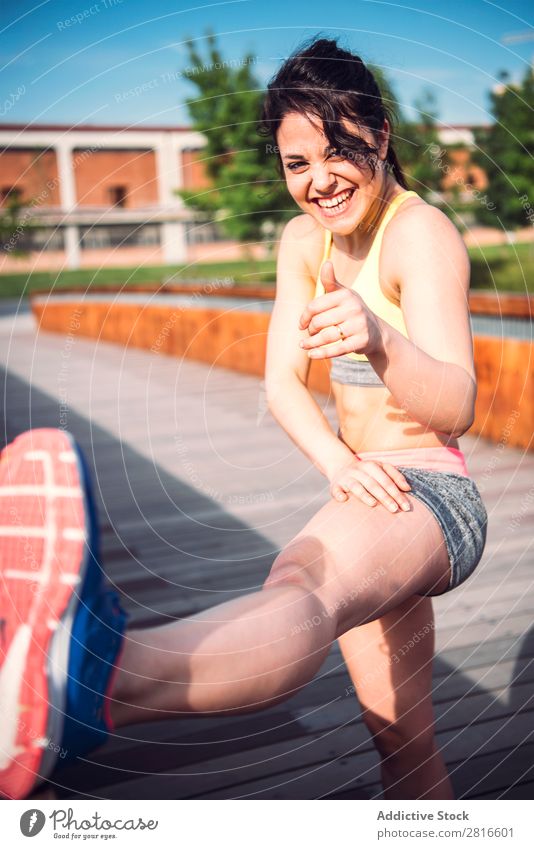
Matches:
[355,446,469,477]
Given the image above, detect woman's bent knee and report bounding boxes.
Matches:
[263,559,311,592]
[263,539,329,593]
[263,552,348,644]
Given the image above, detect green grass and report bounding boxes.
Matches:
[0,259,277,298]
[469,242,534,293]
[1,243,533,298]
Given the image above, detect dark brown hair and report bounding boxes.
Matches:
[258,36,408,189]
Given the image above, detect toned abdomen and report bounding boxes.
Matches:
[332,382,460,453]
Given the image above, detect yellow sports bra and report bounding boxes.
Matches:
[315,190,419,363]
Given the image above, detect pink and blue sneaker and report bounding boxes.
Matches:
[0,429,127,799]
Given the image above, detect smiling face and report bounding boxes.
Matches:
[277,111,393,239]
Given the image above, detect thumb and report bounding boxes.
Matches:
[320,260,339,292]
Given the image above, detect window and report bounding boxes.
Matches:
[79,223,161,249]
[0,186,23,204]
[0,227,65,253]
[107,185,128,208]
[185,220,227,245]
[30,228,65,251]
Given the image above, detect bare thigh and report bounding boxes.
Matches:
[264,492,451,636]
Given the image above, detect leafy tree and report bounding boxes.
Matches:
[395,88,442,196]
[358,66,442,196]
[0,194,34,256]
[471,65,534,228]
[177,32,292,247]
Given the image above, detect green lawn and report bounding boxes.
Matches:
[0,259,277,299]
[468,242,534,293]
[1,242,533,298]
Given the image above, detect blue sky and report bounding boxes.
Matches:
[1,0,532,128]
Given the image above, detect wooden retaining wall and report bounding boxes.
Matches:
[30,291,532,450]
[473,336,532,449]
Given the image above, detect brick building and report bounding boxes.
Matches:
[0,123,231,272]
[430,125,489,196]
[0,122,487,272]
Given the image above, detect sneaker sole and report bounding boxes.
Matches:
[0,429,90,799]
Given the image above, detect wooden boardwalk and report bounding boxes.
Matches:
[2,309,533,800]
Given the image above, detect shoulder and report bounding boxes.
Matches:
[279,213,327,278]
[383,198,469,292]
[385,198,468,261]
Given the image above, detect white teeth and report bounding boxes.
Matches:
[316,189,353,209]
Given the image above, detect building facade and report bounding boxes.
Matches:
[0,122,488,272]
[0,123,233,272]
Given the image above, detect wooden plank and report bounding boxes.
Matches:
[82,710,534,800]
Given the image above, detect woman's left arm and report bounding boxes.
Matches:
[299,206,476,437]
[367,205,476,437]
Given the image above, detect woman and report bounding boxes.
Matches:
[257,37,489,797]
[0,38,487,801]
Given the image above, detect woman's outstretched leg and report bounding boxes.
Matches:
[0,429,452,799]
[109,489,452,729]
[111,580,336,726]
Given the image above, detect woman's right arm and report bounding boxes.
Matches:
[265,215,354,479]
[265,215,413,513]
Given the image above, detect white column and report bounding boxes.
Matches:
[161,221,187,263]
[62,226,79,269]
[55,142,80,269]
[156,133,187,262]
[56,142,76,209]
[156,135,181,208]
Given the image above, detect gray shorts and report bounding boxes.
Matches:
[396,466,488,597]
